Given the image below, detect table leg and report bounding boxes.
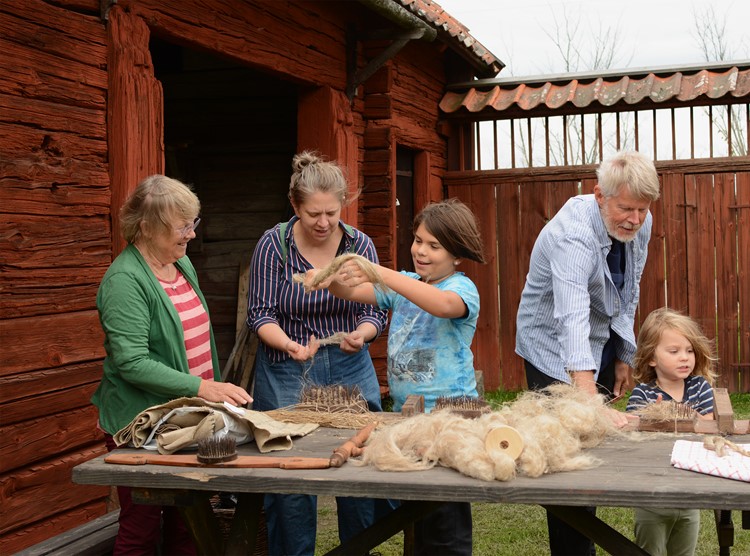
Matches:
[323,500,444,556]
[544,505,649,556]
[715,509,734,556]
[225,493,264,555]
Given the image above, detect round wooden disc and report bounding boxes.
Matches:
[485,425,524,460]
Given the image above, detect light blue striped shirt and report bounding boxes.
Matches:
[247,217,388,363]
[515,194,651,383]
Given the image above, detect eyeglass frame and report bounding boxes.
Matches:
[175,217,201,237]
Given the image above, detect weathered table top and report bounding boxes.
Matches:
[73,427,750,511]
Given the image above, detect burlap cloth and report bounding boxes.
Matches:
[113,397,319,454]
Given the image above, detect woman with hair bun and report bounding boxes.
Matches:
[248,151,389,555]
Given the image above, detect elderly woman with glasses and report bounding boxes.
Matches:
[91,174,252,555]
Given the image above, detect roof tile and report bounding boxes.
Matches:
[441,63,750,116]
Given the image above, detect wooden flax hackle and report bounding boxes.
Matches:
[635,400,698,421]
[266,384,384,429]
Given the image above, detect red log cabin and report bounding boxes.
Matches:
[0,0,503,551]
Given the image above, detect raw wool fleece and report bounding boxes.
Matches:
[361,384,622,482]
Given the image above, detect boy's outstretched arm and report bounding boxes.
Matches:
[303,266,378,305]
[340,261,467,319]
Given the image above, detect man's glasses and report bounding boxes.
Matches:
[176,217,201,237]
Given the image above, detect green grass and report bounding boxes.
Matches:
[316,500,749,555]
[314,390,750,555]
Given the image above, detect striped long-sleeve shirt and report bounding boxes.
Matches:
[247,217,388,363]
[515,194,652,383]
[626,375,714,415]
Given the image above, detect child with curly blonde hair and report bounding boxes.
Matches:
[626,307,718,555]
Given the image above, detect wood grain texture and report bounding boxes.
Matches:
[74,427,750,511]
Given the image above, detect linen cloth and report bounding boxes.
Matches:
[113,396,318,454]
[671,439,750,482]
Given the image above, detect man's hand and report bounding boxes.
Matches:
[569,370,598,395]
[612,360,633,401]
[603,406,639,429]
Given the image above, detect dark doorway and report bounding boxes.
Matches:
[396,146,415,272]
[149,37,297,365]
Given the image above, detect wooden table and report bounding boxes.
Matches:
[73,428,750,555]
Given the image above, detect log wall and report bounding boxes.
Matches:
[0,0,111,552]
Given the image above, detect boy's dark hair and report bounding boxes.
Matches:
[414,198,485,264]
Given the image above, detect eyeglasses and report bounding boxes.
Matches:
[175,217,200,237]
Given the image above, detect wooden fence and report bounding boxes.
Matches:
[447,158,750,393]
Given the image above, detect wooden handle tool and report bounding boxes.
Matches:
[105,453,332,469]
[329,422,377,468]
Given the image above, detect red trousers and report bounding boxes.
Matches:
[105,435,197,556]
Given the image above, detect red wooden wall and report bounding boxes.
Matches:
[1,0,471,551]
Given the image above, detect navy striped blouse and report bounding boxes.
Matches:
[626,375,714,415]
[247,217,388,363]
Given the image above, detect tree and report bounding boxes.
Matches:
[693,5,748,156]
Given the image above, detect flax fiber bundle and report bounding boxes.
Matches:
[293,253,386,293]
[361,384,622,482]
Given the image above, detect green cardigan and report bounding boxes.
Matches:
[91,244,221,434]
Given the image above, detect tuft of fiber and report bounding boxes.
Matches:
[361,384,622,481]
[293,253,386,293]
[635,400,697,421]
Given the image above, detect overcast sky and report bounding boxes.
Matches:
[435,0,750,78]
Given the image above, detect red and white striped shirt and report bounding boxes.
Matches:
[159,271,214,381]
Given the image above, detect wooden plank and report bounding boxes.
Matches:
[663,173,689,311]
[0,266,104,318]
[1,373,99,423]
[638,191,666,325]
[0,123,108,160]
[548,179,579,215]
[0,94,106,137]
[0,0,107,63]
[713,388,735,434]
[14,510,119,556]
[445,158,750,185]
[447,182,500,390]
[0,361,102,405]
[0,499,109,555]
[0,405,103,473]
[0,170,110,217]
[119,0,350,86]
[0,38,106,108]
[107,6,165,254]
[0,214,111,268]
[496,181,523,389]
[685,174,718,379]
[73,429,750,511]
[0,311,104,376]
[715,172,740,392]
[736,172,750,392]
[0,447,109,535]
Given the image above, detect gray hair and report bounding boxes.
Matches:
[596,151,660,201]
[120,175,200,243]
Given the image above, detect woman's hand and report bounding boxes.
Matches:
[303,269,333,291]
[339,329,365,354]
[285,335,320,361]
[198,380,253,406]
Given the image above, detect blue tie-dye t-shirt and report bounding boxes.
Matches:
[374,271,480,412]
